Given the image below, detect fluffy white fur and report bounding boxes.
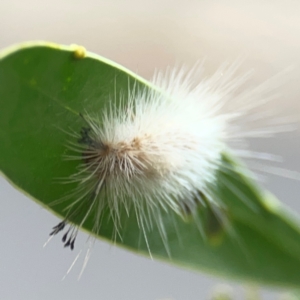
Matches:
[56,62,291,259]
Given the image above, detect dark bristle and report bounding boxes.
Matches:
[62,232,68,243]
[49,221,66,236]
[70,238,76,250]
[52,221,65,230]
[64,238,71,248]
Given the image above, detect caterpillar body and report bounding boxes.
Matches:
[48,61,293,266]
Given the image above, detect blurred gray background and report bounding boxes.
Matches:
[0,0,300,299]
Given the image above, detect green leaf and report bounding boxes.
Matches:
[1,41,300,286]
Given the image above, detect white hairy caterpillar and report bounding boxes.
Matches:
[48,60,295,264]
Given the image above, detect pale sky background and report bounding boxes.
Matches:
[0,0,300,299]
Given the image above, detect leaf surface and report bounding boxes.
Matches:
[1,42,300,286]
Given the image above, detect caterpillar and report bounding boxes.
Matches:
[48,61,294,262]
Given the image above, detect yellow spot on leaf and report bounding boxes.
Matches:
[71,44,86,59]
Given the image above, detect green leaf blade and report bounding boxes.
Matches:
[1,42,300,286]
